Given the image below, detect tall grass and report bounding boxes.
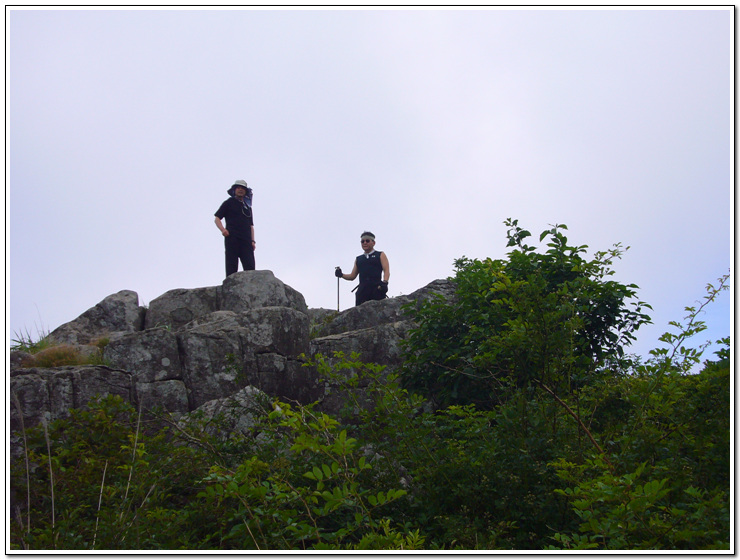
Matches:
[11,391,31,550]
[11,327,52,354]
[11,327,111,368]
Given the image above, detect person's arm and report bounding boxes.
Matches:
[380,252,390,282]
[215,216,229,236]
[343,262,359,281]
[251,226,256,249]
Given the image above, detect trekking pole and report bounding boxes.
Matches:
[335,267,341,312]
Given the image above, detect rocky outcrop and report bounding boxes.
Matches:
[169,306,314,410]
[311,279,455,338]
[10,270,456,450]
[307,279,455,417]
[47,290,146,346]
[143,270,307,332]
[10,365,135,437]
[220,270,308,315]
[144,286,220,331]
[176,386,272,441]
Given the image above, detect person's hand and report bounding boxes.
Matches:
[378,281,388,295]
[252,240,256,249]
[222,229,230,237]
[335,267,343,278]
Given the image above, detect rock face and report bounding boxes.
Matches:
[144,286,220,331]
[10,270,455,450]
[47,290,146,345]
[9,365,136,461]
[221,270,308,315]
[177,386,271,440]
[307,279,455,417]
[10,365,135,434]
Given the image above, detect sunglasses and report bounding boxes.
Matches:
[361,239,374,243]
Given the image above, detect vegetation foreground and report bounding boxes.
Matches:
[10,220,730,551]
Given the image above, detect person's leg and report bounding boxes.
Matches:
[355,284,370,306]
[224,237,239,277]
[237,239,255,271]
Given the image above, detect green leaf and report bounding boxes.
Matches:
[312,466,324,481]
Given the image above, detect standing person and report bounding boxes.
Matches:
[214,179,256,277]
[335,231,390,306]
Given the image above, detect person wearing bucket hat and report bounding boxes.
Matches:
[214,180,256,276]
[335,231,390,306]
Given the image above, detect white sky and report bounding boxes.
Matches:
[7,7,733,364]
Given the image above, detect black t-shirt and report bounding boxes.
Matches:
[215,197,254,241]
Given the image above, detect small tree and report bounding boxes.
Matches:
[401,219,652,409]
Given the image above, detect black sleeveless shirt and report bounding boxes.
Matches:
[355,251,384,285]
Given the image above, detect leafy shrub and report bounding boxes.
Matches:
[193,401,414,550]
[309,352,579,549]
[401,219,652,409]
[548,280,730,550]
[10,395,212,550]
[10,389,417,551]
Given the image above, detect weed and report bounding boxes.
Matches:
[92,337,111,351]
[20,344,107,368]
[11,329,52,354]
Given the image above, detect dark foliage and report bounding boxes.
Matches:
[400,219,652,409]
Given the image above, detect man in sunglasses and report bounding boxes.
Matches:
[214,179,256,277]
[335,231,390,306]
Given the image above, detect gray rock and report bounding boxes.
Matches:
[104,328,183,383]
[144,286,221,331]
[307,308,338,325]
[177,306,311,409]
[10,365,135,436]
[318,298,409,337]
[307,308,339,338]
[178,386,271,440]
[9,370,52,436]
[47,290,146,345]
[220,270,307,314]
[316,279,455,337]
[136,379,189,415]
[10,276,456,442]
[254,353,321,405]
[310,321,413,369]
[9,351,33,371]
[176,321,248,410]
[307,319,415,419]
[181,310,240,331]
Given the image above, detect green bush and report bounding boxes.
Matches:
[10,395,212,549]
[401,219,652,409]
[548,284,730,550]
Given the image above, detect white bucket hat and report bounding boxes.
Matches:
[227,179,250,196]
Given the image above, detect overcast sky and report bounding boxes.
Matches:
[7,7,733,364]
